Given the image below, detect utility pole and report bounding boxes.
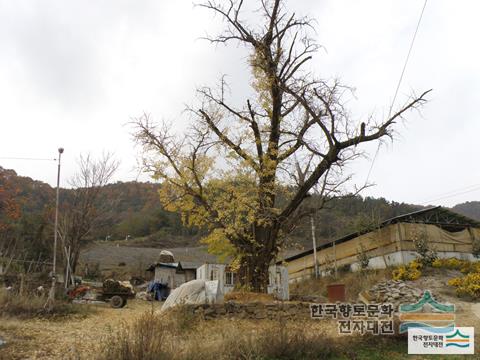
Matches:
[329,225,337,279]
[48,147,64,303]
[333,240,337,279]
[310,215,319,278]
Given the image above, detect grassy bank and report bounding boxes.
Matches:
[96,308,414,360]
[0,289,93,319]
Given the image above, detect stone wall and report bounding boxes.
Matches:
[179,301,312,320]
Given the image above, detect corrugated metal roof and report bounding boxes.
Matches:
[146,261,202,272]
[180,261,202,270]
[279,206,480,263]
[146,262,179,272]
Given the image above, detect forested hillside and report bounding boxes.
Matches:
[0,167,199,258]
[452,201,480,221]
[2,165,478,257]
[288,197,421,249]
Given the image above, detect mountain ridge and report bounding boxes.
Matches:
[2,165,479,258]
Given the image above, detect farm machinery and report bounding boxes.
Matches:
[67,279,135,308]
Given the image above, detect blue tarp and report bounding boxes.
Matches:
[147,281,170,301]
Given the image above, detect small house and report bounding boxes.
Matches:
[146,250,198,288]
[196,263,290,300]
[146,261,198,288]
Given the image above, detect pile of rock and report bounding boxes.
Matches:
[360,280,441,310]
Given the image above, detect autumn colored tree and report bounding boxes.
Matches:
[134,0,430,291]
[0,168,21,253]
[0,169,21,225]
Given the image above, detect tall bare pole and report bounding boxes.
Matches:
[333,240,337,279]
[48,147,64,303]
[310,215,319,278]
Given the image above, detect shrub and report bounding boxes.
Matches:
[460,261,480,274]
[409,259,423,270]
[392,260,422,281]
[100,311,173,360]
[448,272,480,299]
[356,244,370,270]
[413,229,437,266]
[323,254,336,276]
[447,277,462,287]
[168,305,202,333]
[432,257,464,270]
[431,257,480,274]
[437,257,480,299]
[337,264,351,274]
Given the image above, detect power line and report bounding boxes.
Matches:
[388,0,428,119]
[424,182,480,199]
[420,184,480,205]
[365,0,428,184]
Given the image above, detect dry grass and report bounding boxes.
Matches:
[0,299,156,360]
[0,298,423,360]
[97,309,338,360]
[291,268,391,301]
[96,308,415,360]
[0,288,93,319]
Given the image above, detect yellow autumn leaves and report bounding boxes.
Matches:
[392,260,422,281]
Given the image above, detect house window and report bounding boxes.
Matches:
[225,271,235,286]
[210,268,218,281]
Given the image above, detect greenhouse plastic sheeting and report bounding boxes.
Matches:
[161,279,223,311]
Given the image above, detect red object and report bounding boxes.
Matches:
[67,285,90,299]
[327,284,346,302]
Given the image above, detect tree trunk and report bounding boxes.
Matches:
[239,226,278,292]
[71,245,81,274]
[239,254,271,292]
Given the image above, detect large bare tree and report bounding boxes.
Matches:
[134,0,430,291]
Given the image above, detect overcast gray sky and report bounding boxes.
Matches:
[0,0,478,207]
